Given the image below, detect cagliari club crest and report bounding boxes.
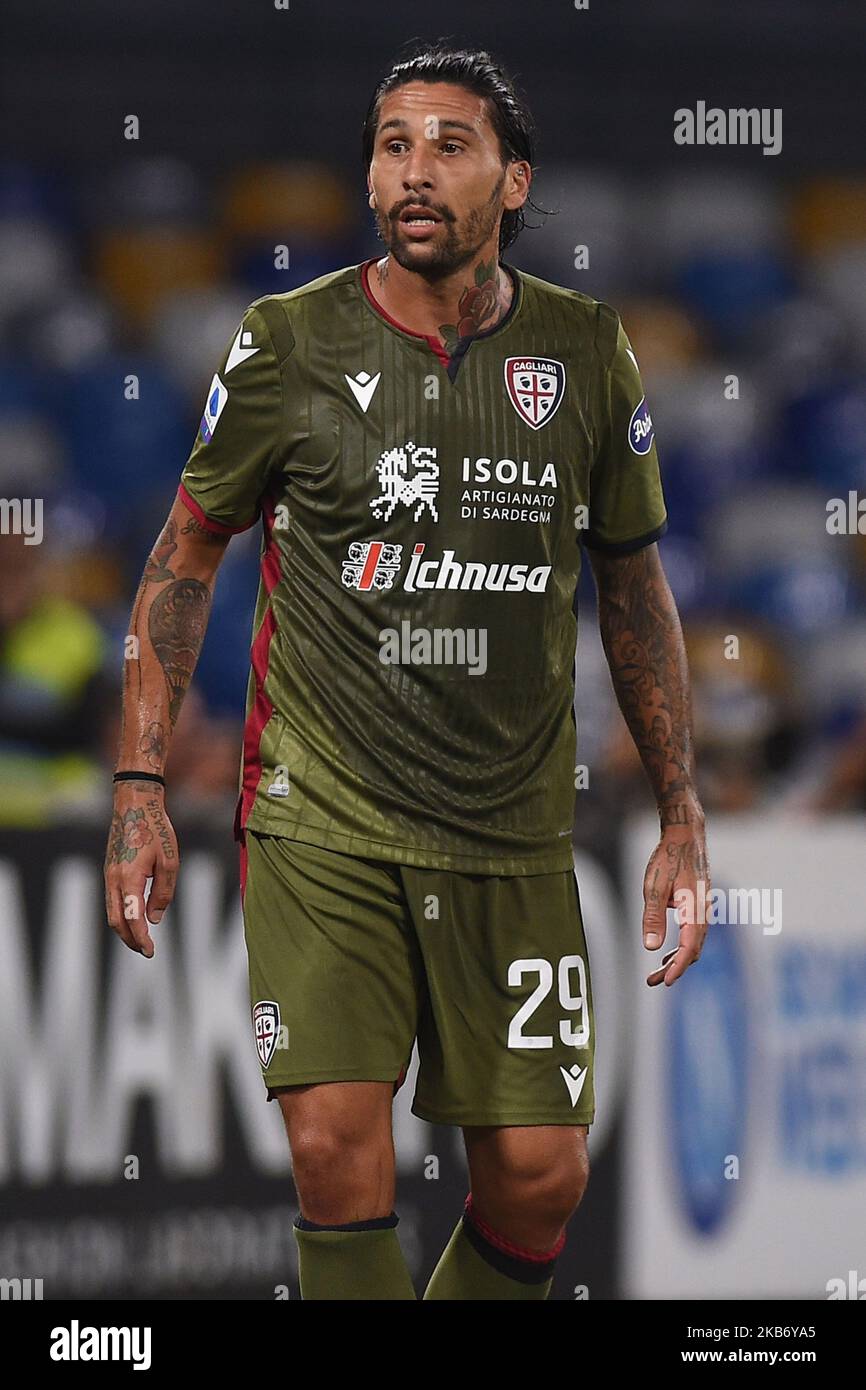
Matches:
[504,356,566,430]
[253,1000,280,1069]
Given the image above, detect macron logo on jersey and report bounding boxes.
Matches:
[345,369,382,413]
[225,327,260,373]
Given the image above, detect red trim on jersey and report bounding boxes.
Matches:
[239,833,248,903]
[360,258,451,369]
[177,482,258,535]
[463,1192,566,1262]
[235,491,282,840]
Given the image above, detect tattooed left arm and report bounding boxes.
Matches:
[588,542,709,986]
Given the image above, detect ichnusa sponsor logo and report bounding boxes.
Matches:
[404,543,550,592]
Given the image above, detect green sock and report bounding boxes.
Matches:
[423,1195,563,1301]
[293,1211,417,1299]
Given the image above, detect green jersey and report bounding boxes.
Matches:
[179,258,667,874]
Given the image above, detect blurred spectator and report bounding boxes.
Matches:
[589,617,798,816]
[0,529,112,823]
[805,715,866,812]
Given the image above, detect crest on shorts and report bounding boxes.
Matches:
[504,357,566,430]
[253,1000,280,1069]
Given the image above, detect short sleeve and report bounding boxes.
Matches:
[178,299,289,534]
[582,308,668,554]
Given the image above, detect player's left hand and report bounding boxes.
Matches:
[641,807,709,988]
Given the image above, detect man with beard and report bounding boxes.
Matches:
[105,43,708,1301]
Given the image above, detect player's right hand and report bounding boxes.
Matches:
[104,783,179,957]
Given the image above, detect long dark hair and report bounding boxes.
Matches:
[361,41,547,254]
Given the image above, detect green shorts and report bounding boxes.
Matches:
[240,830,595,1128]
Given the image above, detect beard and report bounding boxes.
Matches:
[375,170,506,282]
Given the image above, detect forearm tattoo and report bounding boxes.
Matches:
[147,578,211,727]
[138,721,167,770]
[142,518,178,583]
[592,547,699,817]
[118,514,218,772]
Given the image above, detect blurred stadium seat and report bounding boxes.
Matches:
[0,160,863,819]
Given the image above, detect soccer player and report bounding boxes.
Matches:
[104,44,709,1300]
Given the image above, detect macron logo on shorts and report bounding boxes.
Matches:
[253,1000,280,1069]
[559,1063,588,1108]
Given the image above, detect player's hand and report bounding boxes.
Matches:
[641,805,709,988]
[104,783,179,957]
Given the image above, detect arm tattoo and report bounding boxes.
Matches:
[180,516,231,546]
[148,578,211,727]
[117,513,221,773]
[591,546,699,817]
[119,525,177,757]
[143,518,178,583]
[138,721,168,770]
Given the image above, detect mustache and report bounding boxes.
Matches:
[390,202,454,223]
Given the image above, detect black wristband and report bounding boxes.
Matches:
[113,770,166,787]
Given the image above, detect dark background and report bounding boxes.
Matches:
[2,1,862,171]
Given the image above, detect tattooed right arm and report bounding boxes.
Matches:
[105,495,230,955]
[117,496,230,776]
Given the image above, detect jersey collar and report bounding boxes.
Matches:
[357,257,524,374]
